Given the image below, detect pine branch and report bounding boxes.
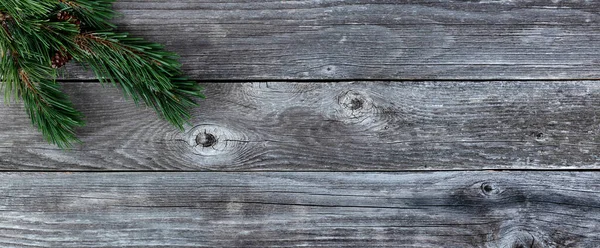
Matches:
[0,11,79,62]
[59,0,116,30]
[0,51,84,148]
[0,0,56,23]
[73,32,204,129]
[0,0,204,148]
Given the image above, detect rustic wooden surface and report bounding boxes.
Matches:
[1,172,599,247]
[2,81,600,171]
[66,0,600,80]
[2,0,600,247]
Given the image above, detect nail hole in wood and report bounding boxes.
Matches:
[196,132,217,147]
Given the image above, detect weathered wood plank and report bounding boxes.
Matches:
[60,0,600,80]
[1,81,600,171]
[0,171,597,247]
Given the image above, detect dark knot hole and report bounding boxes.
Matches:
[196,132,217,147]
[481,182,497,196]
[482,184,493,193]
[530,131,544,139]
[350,98,364,110]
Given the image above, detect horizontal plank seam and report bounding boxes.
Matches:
[55,78,600,84]
[2,169,600,173]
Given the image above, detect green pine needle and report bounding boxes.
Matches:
[1,51,84,148]
[61,0,116,30]
[0,0,204,148]
[73,32,204,129]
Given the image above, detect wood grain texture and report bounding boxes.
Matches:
[2,81,600,171]
[0,171,598,247]
[4,2,598,246]
[59,0,600,80]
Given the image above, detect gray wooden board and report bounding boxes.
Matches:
[2,81,600,171]
[4,1,600,246]
[60,0,600,80]
[0,171,598,247]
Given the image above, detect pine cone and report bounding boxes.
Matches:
[57,11,81,26]
[51,51,72,69]
[0,12,9,30]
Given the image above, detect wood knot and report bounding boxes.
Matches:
[322,65,336,75]
[465,181,503,200]
[196,132,217,147]
[336,90,375,123]
[349,98,363,110]
[509,233,540,248]
[480,182,500,196]
[185,124,249,157]
[493,230,543,248]
[529,131,548,142]
[531,131,543,139]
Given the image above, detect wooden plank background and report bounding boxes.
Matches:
[2,0,600,247]
[2,81,600,171]
[1,172,599,247]
[66,0,600,80]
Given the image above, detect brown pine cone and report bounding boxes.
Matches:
[51,51,73,69]
[0,12,10,30]
[57,11,81,26]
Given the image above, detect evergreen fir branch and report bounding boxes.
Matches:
[0,13,79,63]
[59,0,116,30]
[0,52,84,148]
[73,32,204,129]
[0,0,56,23]
[0,0,204,147]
